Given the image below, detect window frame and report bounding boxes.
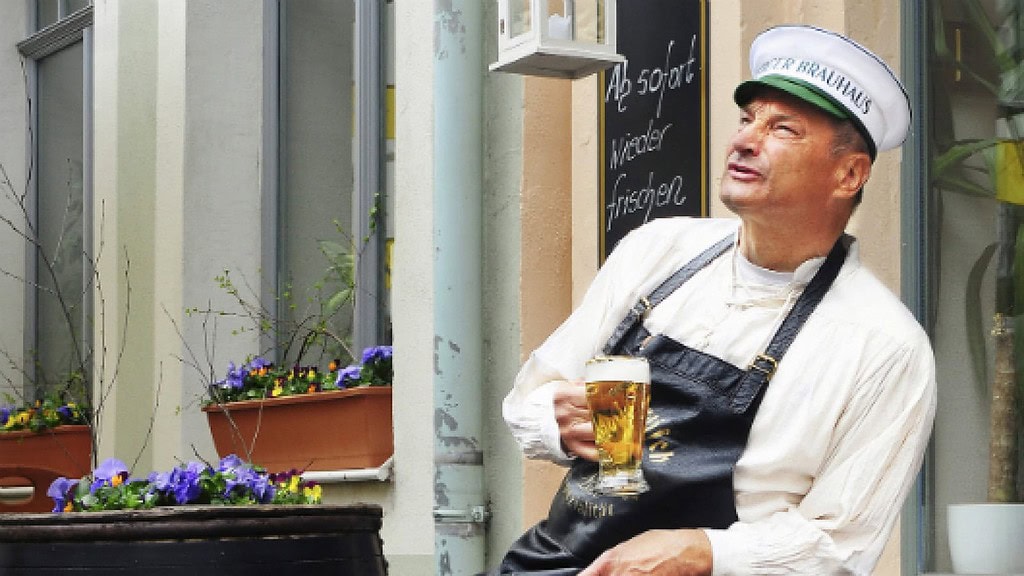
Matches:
[17,2,94,399]
[352,0,386,351]
[270,0,388,362]
[900,1,935,571]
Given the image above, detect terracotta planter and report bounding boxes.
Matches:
[0,425,92,513]
[203,387,393,471]
[0,504,386,575]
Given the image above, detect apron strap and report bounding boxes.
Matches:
[730,235,850,413]
[602,233,736,355]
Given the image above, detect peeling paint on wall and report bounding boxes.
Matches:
[434,467,451,507]
[434,333,467,375]
[434,0,467,60]
[434,334,444,375]
[438,544,453,575]
[435,406,480,450]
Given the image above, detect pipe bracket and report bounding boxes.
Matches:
[433,505,490,524]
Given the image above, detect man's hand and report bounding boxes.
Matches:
[578,529,713,576]
[553,380,599,461]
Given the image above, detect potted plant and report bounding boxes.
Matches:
[180,215,393,473]
[0,150,119,511]
[0,395,91,512]
[202,346,394,472]
[0,454,387,575]
[931,1,1024,572]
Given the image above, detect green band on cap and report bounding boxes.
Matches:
[733,74,877,159]
[734,75,849,119]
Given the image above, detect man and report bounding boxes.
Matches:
[496,25,936,575]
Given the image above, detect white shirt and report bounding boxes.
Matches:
[502,217,936,575]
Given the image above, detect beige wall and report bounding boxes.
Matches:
[518,1,906,573]
[91,0,267,472]
[519,76,575,527]
[90,1,438,571]
[390,0,437,572]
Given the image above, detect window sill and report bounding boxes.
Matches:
[0,486,33,501]
[301,456,394,484]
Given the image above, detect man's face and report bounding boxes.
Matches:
[719,90,847,224]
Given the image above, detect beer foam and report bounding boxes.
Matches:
[585,356,650,383]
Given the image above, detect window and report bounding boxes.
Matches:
[274,0,392,367]
[36,0,91,29]
[17,2,93,400]
[917,0,1024,572]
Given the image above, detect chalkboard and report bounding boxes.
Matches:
[600,0,708,261]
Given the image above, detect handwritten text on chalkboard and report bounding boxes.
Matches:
[604,37,698,233]
[600,0,706,260]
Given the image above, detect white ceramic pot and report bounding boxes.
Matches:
[948,503,1024,574]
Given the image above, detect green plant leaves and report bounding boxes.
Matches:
[966,242,998,391]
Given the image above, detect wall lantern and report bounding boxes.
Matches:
[490,0,624,79]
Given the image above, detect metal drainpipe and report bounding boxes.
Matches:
[432,1,488,575]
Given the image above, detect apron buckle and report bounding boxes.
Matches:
[639,296,653,318]
[748,354,778,379]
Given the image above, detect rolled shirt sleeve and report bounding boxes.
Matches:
[502,372,572,462]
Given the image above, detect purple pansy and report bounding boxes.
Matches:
[166,461,207,505]
[47,477,79,512]
[46,453,321,512]
[217,454,244,472]
[217,455,275,503]
[360,345,393,364]
[147,470,172,491]
[90,458,129,492]
[248,357,272,371]
[216,361,248,390]
[335,364,361,388]
[225,464,274,503]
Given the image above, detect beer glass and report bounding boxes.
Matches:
[584,355,650,496]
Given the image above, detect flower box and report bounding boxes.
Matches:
[0,504,386,575]
[0,425,92,513]
[203,387,393,472]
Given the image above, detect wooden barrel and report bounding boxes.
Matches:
[0,504,386,575]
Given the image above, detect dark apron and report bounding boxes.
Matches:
[496,233,849,575]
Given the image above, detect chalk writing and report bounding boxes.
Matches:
[609,119,673,171]
[601,0,706,259]
[606,117,671,169]
[605,36,698,117]
[606,171,689,232]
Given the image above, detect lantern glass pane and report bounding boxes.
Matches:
[546,0,572,40]
[510,0,531,38]
[574,0,605,44]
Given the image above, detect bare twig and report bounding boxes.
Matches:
[129,359,163,474]
[0,59,127,468]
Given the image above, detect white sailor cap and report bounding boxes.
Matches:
[734,25,911,158]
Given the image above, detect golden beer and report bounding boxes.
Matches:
[584,356,650,495]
